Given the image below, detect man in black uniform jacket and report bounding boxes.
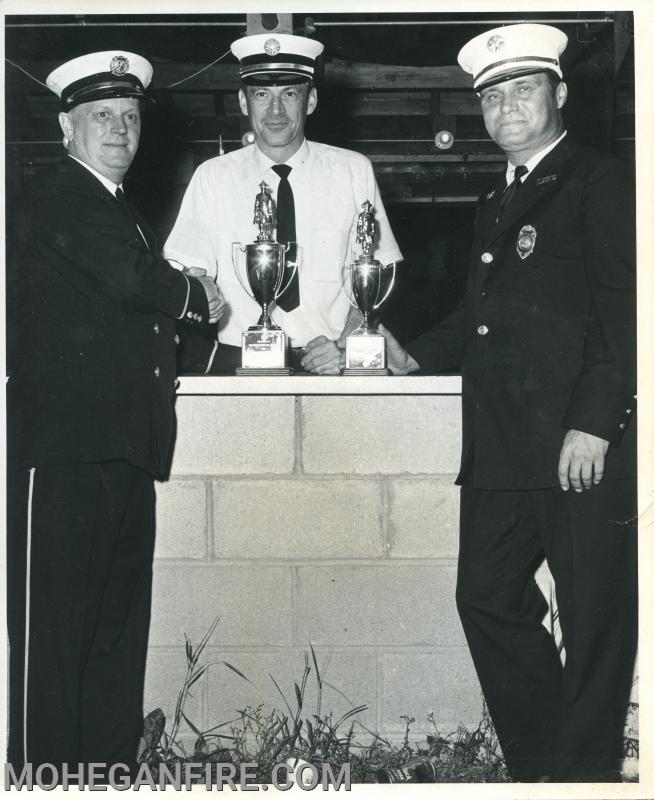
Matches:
[381,24,637,782]
[6,51,224,780]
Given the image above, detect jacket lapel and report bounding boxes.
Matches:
[60,157,156,250]
[481,137,581,247]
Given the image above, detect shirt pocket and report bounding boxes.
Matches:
[308,228,351,283]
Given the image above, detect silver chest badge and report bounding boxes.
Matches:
[516,225,537,260]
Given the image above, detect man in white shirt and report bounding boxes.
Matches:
[382,24,637,782]
[165,32,402,374]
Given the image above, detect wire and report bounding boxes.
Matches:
[5,49,234,92]
[165,49,232,88]
[5,57,49,89]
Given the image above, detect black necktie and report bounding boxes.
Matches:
[272,164,299,312]
[115,187,149,250]
[497,164,529,221]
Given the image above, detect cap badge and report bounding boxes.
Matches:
[516,225,537,260]
[264,38,281,56]
[487,35,505,53]
[110,55,130,76]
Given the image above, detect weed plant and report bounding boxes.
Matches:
[138,619,636,784]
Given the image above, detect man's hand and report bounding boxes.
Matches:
[197,276,226,324]
[557,429,609,492]
[378,324,420,375]
[182,266,227,324]
[301,336,343,374]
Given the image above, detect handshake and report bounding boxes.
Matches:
[184,266,226,325]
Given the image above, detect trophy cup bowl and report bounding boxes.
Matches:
[350,255,395,333]
[241,241,288,328]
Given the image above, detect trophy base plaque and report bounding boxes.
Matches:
[238,328,290,374]
[344,331,387,374]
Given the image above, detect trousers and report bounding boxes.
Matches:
[456,478,637,782]
[7,460,156,777]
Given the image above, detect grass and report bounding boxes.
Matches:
[138,618,637,784]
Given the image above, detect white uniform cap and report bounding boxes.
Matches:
[46,51,153,110]
[458,24,568,92]
[231,33,324,85]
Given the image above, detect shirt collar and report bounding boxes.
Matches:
[68,154,123,196]
[505,130,567,184]
[253,138,310,179]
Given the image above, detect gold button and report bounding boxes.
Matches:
[153,323,160,334]
[154,366,160,378]
[481,252,493,264]
[619,422,626,430]
[477,324,489,335]
[626,409,632,414]
[187,311,193,319]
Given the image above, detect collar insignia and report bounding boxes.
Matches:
[536,174,558,186]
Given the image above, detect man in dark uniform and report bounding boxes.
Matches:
[6,50,224,780]
[381,24,637,782]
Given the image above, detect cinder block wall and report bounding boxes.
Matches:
[144,390,485,743]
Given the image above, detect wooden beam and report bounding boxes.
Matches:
[8,59,473,94]
[326,59,472,90]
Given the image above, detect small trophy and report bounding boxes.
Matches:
[232,181,298,374]
[338,201,396,375]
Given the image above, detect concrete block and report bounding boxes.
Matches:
[297,566,464,646]
[154,479,207,560]
[213,479,384,559]
[149,564,292,647]
[381,649,483,732]
[205,649,377,731]
[171,396,295,475]
[144,647,204,728]
[389,477,460,558]
[302,396,461,474]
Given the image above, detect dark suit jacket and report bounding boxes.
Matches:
[7,156,209,478]
[407,137,636,490]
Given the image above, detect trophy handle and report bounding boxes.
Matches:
[336,261,361,311]
[232,242,256,300]
[372,261,397,311]
[275,243,300,301]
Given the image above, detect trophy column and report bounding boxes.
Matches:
[339,201,396,375]
[232,181,297,375]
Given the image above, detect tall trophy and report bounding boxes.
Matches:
[338,201,396,375]
[232,181,298,374]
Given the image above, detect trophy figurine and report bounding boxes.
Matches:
[232,181,298,374]
[338,200,396,374]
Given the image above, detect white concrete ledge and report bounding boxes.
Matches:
[177,374,462,396]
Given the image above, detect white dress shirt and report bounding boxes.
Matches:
[164,139,403,348]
